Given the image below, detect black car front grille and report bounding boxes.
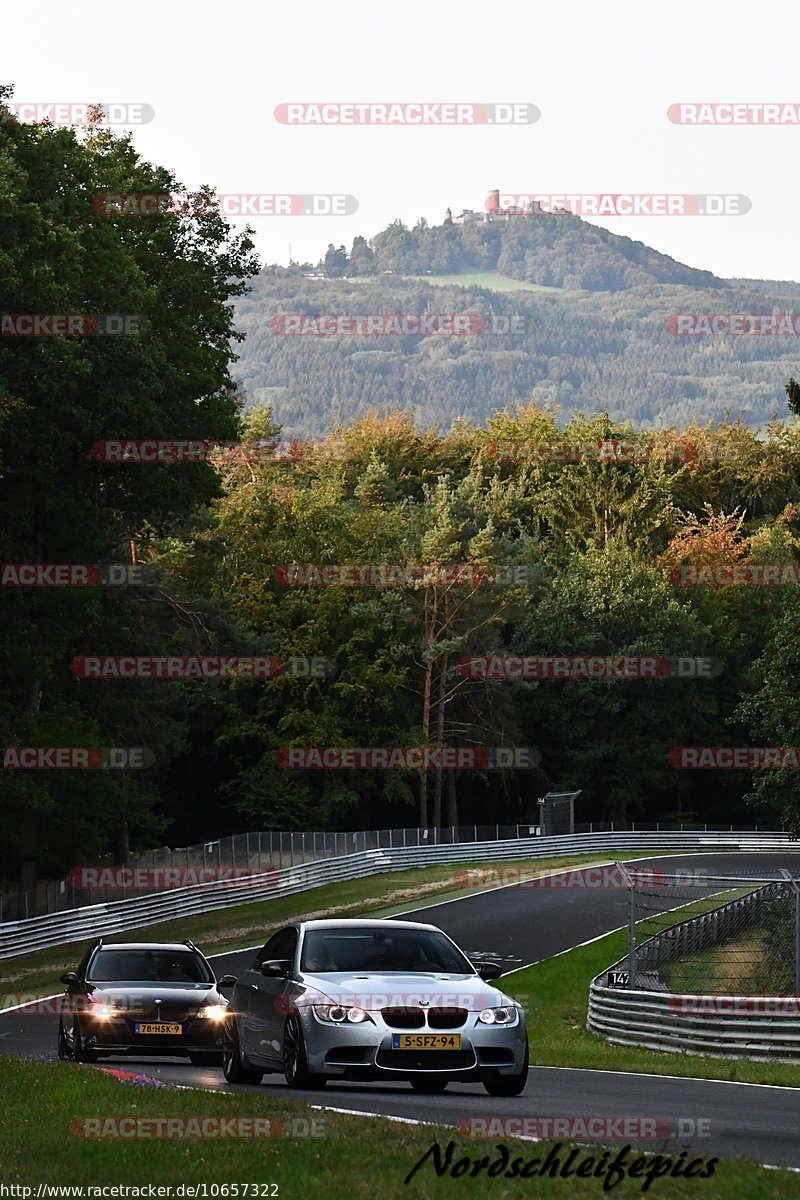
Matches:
[127,1003,193,1022]
[427,1007,468,1029]
[376,1048,475,1071]
[381,1006,425,1029]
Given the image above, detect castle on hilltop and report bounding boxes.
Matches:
[444,189,543,225]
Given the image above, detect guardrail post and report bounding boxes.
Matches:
[789,873,800,995]
[617,863,636,985]
[780,869,800,994]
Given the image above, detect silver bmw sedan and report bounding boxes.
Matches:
[220,918,528,1094]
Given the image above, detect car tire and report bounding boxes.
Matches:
[410,1076,449,1093]
[283,1015,327,1089]
[57,1020,71,1060]
[72,1017,95,1063]
[483,1042,529,1096]
[222,1021,263,1085]
[189,1051,224,1067]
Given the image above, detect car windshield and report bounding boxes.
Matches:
[300,927,474,974]
[87,949,214,984]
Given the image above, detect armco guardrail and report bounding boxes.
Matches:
[0,830,794,961]
[588,876,800,1061]
[588,980,800,1061]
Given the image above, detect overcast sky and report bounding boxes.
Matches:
[4,0,798,280]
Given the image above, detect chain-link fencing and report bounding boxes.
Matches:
[620,866,800,995]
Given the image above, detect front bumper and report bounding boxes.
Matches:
[301,1012,527,1080]
[79,1015,224,1056]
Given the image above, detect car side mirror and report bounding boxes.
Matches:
[260,959,291,978]
[476,962,503,981]
[217,974,237,994]
[59,972,80,986]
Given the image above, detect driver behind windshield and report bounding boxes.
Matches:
[390,938,432,971]
[304,939,338,972]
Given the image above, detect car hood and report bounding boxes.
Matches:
[299,971,515,1010]
[89,984,221,1007]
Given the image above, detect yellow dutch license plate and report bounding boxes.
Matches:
[392,1034,461,1050]
[135,1022,182,1035]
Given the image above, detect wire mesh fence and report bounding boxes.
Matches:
[621,866,800,996]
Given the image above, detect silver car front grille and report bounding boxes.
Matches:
[427,1007,468,1029]
[380,1006,468,1029]
[381,1006,425,1028]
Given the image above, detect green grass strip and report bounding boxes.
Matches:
[0,1057,796,1195]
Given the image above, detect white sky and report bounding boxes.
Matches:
[3,0,799,280]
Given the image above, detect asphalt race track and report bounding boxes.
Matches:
[3,852,800,1169]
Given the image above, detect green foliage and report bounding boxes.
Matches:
[233,272,800,440]
[0,84,258,887]
[3,84,800,891]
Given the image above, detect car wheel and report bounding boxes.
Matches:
[189,1051,224,1067]
[72,1017,95,1063]
[410,1076,449,1093]
[483,1042,529,1096]
[283,1015,327,1089]
[57,1019,71,1060]
[222,1021,263,1085]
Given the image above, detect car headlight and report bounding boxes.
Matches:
[197,1004,228,1021]
[312,1004,373,1025]
[478,1005,517,1025]
[92,1002,119,1020]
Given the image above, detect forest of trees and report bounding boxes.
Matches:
[4,85,800,903]
[316,213,726,291]
[235,272,800,438]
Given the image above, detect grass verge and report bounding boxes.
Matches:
[0,1057,795,1196]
